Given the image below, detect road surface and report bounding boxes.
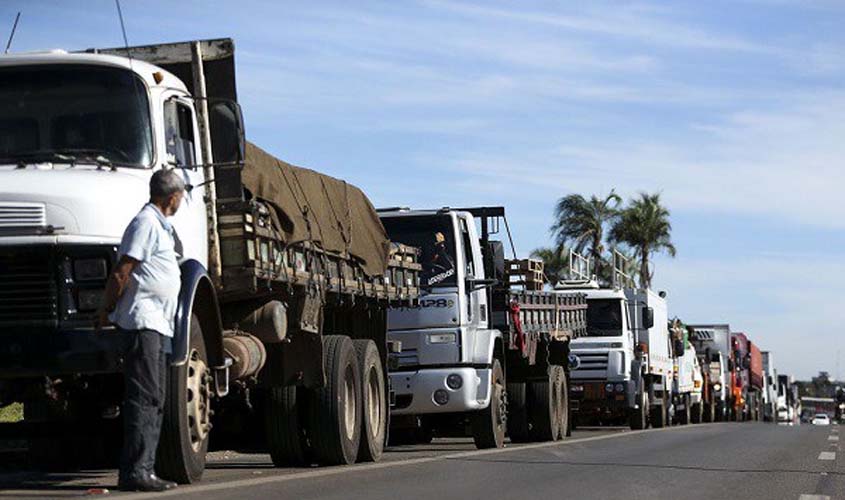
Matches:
[0,422,840,499]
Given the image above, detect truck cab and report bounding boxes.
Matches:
[380,208,498,417]
[566,286,637,423]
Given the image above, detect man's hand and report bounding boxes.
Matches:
[95,255,140,331]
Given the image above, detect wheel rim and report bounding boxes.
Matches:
[186,348,211,452]
[343,365,357,441]
[495,382,506,427]
[366,366,382,439]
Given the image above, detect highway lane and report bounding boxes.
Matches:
[0,423,839,499]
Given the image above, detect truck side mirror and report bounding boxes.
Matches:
[642,306,654,329]
[673,339,685,356]
[209,99,245,164]
[742,357,751,369]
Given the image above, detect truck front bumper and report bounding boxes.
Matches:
[390,367,491,415]
[570,380,634,414]
[0,327,132,379]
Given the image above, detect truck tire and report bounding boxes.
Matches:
[650,393,668,428]
[353,340,386,463]
[554,368,569,440]
[307,335,361,465]
[527,366,562,442]
[157,314,210,484]
[691,401,702,424]
[629,391,648,430]
[265,384,311,467]
[506,381,531,443]
[678,395,691,425]
[472,359,506,449]
[703,399,714,423]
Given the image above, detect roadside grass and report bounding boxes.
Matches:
[0,403,22,423]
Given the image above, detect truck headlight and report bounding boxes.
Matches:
[605,383,614,393]
[446,373,463,390]
[429,333,457,344]
[713,383,722,392]
[74,258,107,281]
[433,389,449,405]
[614,383,625,393]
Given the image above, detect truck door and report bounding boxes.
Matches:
[458,215,487,328]
[162,94,207,266]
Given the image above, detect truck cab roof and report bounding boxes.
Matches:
[0,50,188,93]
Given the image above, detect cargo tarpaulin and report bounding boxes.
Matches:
[240,142,390,277]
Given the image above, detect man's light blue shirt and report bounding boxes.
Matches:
[110,203,181,337]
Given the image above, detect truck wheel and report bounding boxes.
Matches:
[527,366,562,442]
[157,314,210,484]
[506,381,531,443]
[629,391,648,430]
[691,401,702,424]
[353,340,386,463]
[679,395,691,425]
[650,393,668,428]
[307,335,361,465]
[554,368,568,440]
[472,359,506,449]
[703,399,713,423]
[265,384,311,466]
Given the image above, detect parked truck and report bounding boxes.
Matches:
[730,332,764,421]
[669,319,702,425]
[379,207,587,448]
[689,324,731,422]
[0,38,421,481]
[762,351,777,422]
[561,252,674,430]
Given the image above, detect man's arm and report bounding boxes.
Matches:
[95,255,140,330]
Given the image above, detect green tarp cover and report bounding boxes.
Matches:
[241,142,390,277]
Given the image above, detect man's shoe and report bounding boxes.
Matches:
[118,473,177,492]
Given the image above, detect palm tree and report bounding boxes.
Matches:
[609,192,676,289]
[530,247,569,286]
[550,190,621,280]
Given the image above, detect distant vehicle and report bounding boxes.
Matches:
[812,414,831,426]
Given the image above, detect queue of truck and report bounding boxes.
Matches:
[0,37,796,484]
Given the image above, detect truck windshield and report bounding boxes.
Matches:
[0,64,153,167]
[586,298,624,335]
[381,214,457,287]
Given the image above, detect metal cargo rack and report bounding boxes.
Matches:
[505,258,545,291]
[492,290,587,342]
[216,199,420,304]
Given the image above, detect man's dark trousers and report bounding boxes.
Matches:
[119,329,167,482]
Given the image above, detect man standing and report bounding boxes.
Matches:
[97,169,186,492]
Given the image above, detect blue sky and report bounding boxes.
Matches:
[4,0,844,379]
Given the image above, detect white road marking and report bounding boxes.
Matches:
[799,495,831,500]
[116,424,717,499]
[818,451,836,460]
[828,436,838,442]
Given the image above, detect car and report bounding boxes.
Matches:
[812,414,831,426]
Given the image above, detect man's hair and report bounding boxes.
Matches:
[150,169,186,199]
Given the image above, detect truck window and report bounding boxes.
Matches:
[382,214,457,287]
[459,218,476,278]
[164,100,196,167]
[586,298,624,336]
[0,65,153,167]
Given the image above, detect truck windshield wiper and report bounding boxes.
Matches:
[0,151,78,166]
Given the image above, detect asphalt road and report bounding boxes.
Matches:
[0,422,840,500]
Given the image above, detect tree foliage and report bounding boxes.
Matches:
[609,192,676,289]
[550,190,621,280]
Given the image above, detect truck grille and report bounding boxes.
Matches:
[0,202,47,228]
[0,248,57,325]
[574,352,609,371]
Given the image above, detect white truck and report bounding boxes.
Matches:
[561,254,674,430]
[762,351,777,422]
[689,324,731,422]
[379,207,587,448]
[0,38,421,481]
[670,320,702,425]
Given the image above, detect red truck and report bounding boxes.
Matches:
[730,332,764,421]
